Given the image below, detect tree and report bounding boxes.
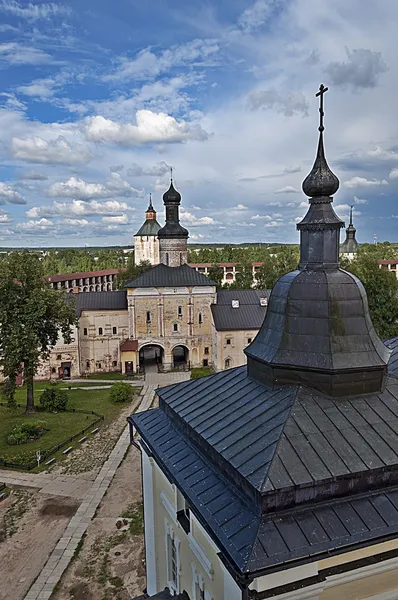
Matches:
[115,257,152,289]
[0,252,78,413]
[229,261,255,289]
[256,247,299,289]
[207,264,224,289]
[344,250,398,339]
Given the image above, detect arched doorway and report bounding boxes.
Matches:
[172,345,189,369]
[139,344,164,373]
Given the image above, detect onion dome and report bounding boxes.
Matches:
[162,181,182,205]
[302,131,340,197]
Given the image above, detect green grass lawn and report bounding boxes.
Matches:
[0,385,140,468]
[190,366,215,379]
[86,372,128,381]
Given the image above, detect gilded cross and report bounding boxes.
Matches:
[315,83,328,132]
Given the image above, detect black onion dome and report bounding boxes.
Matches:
[302,132,339,198]
[163,181,181,204]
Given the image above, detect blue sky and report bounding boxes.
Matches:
[0,0,397,247]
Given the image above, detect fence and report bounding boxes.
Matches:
[0,404,104,471]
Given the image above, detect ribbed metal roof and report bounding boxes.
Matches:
[216,289,270,305]
[135,218,161,237]
[126,264,215,288]
[75,291,127,315]
[211,304,267,331]
[386,337,398,377]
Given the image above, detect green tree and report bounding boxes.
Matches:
[207,264,224,289]
[115,257,152,289]
[229,261,254,289]
[0,252,78,413]
[256,247,299,289]
[344,250,398,339]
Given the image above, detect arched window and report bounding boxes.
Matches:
[225,358,231,369]
[198,313,203,325]
[173,323,179,332]
[86,360,90,369]
[98,327,103,335]
[166,252,169,266]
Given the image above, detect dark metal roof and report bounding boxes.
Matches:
[131,367,398,573]
[216,289,270,305]
[340,206,359,254]
[75,291,127,316]
[385,337,398,377]
[126,264,215,288]
[135,218,161,237]
[131,365,398,575]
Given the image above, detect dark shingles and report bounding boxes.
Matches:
[135,218,161,236]
[211,303,267,331]
[126,263,215,288]
[75,290,127,316]
[385,336,398,377]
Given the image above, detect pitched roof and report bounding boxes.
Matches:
[46,269,121,283]
[211,289,269,331]
[385,337,398,377]
[135,218,161,237]
[120,339,138,352]
[216,289,270,305]
[75,291,127,315]
[131,366,398,575]
[126,263,215,288]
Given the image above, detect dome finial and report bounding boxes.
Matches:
[302,84,339,198]
[349,204,353,227]
[148,192,153,211]
[170,166,173,183]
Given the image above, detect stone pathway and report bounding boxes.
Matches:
[0,471,93,501]
[145,370,190,386]
[23,384,156,600]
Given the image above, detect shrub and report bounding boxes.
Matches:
[7,421,47,445]
[110,381,134,403]
[2,377,16,407]
[39,383,68,412]
[191,367,215,379]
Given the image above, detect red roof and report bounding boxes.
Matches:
[120,339,138,352]
[46,268,122,283]
[379,260,398,265]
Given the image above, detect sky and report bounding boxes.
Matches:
[0,0,397,247]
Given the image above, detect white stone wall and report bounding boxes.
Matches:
[134,234,160,266]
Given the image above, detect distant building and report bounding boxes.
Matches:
[340,205,359,260]
[211,289,269,371]
[46,269,121,293]
[134,194,161,266]
[379,259,398,279]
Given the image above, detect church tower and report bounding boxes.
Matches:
[133,194,161,266]
[157,172,189,266]
[340,205,359,259]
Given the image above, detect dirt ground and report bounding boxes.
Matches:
[0,490,79,600]
[52,443,146,600]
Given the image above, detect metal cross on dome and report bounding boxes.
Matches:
[315,83,328,132]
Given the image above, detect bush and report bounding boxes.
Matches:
[110,382,134,403]
[7,421,47,445]
[40,383,68,412]
[191,367,215,379]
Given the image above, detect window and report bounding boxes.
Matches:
[226,338,231,345]
[98,327,103,336]
[112,360,117,367]
[176,489,190,534]
[173,323,178,332]
[86,360,90,369]
[247,338,252,344]
[198,313,203,325]
[112,326,117,335]
[56,354,61,360]
[98,362,102,369]
[204,347,209,355]
[51,367,56,374]
[178,306,182,317]
[166,252,169,266]
[146,311,151,324]
[166,527,179,593]
[225,359,231,369]
[83,328,87,336]
[203,359,208,367]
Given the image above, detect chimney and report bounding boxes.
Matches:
[260,297,268,307]
[232,300,239,308]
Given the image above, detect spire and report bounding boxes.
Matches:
[148,193,154,212]
[297,84,344,270]
[145,193,157,220]
[340,203,359,255]
[349,204,353,227]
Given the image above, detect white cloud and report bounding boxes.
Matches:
[17,78,57,99]
[389,168,398,179]
[83,111,209,146]
[102,214,129,224]
[180,209,218,227]
[367,146,398,160]
[127,161,171,177]
[11,135,92,164]
[265,221,283,228]
[0,213,10,223]
[252,214,272,220]
[343,176,388,188]
[274,186,300,194]
[326,48,387,89]
[248,89,309,117]
[232,204,248,210]
[26,199,135,218]
[0,182,25,204]
[48,174,141,200]
[0,0,71,20]
[0,43,52,65]
[105,39,219,81]
[236,221,256,227]
[18,218,54,232]
[237,0,279,33]
[354,196,368,204]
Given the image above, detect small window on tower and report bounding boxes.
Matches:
[203,359,208,367]
[198,313,203,325]
[204,347,209,355]
[178,306,182,317]
[86,360,90,369]
[173,323,178,332]
[98,327,103,336]
[113,326,117,335]
[146,311,151,324]
[83,328,87,336]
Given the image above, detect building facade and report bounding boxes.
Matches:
[134,195,161,266]
[46,269,121,293]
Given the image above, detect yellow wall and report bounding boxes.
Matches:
[121,350,137,373]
